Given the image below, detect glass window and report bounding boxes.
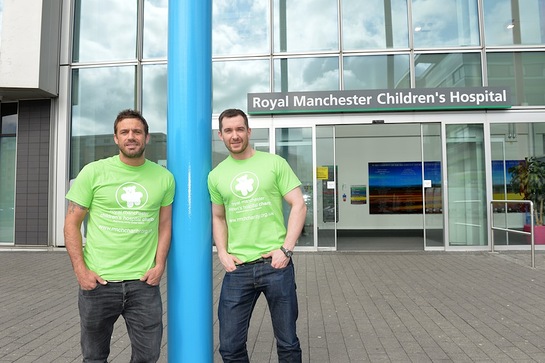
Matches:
[213,59,270,114]
[414,53,482,88]
[142,64,168,166]
[212,0,269,56]
[446,124,487,247]
[273,57,339,92]
[342,0,408,50]
[70,66,136,177]
[143,0,168,59]
[0,103,17,244]
[72,0,137,62]
[487,52,545,106]
[343,54,410,90]
[490,122,545,246]
[484,0,545,46]
[273,0,338,53]
[412,0,480,48]
[276,128,314,247]
[212,128,269,168]
[142,64,167,135]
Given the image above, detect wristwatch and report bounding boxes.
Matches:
[280,246,293,258]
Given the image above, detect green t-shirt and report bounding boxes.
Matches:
[66,155,175,280]
[208,151,301,262]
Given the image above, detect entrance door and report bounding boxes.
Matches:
[316,123,443,251]
[422,123,444,249]
[274,127,314,247]
[445,124,487,248]
[316,126,336,249]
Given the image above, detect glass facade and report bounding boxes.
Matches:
[0,103,17,244]
[62,0,545,250]
[483,0,545,46]
[70,0,168,179]
[69,0,545,170]
[487,52,545,106]
[490,121,545,246]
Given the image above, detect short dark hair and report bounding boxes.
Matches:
[218,109,248,131]
[114,109,149,135]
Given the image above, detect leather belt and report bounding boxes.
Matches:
[236,257,272,267]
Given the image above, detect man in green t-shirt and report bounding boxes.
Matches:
[64,109,175,362]
[208,109,307,362]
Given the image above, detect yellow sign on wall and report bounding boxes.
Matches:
[316,167,329,180]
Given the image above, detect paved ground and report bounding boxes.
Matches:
[2,249,545,362]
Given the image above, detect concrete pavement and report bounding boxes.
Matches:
[2,249,545,362]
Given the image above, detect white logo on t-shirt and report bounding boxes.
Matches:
[116,182,149,209]
[231,172,259,199]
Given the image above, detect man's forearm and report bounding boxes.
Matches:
[64,224,87,274]
[283,202,307,250]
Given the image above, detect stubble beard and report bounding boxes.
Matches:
[120,144,146,159]
[227,138,249,155]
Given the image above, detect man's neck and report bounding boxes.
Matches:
[231,147,255,161]
[119,153,146,166]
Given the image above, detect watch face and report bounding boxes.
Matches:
[281,246,293,257]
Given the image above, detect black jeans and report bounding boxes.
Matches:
[78,280,163,363]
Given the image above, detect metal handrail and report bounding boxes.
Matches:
[490,200,534,268]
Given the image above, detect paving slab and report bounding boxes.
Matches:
[2,250,545,362]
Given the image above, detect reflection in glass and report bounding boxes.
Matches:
[142,64,167,134]
[0,137,15,243]
[1,107,17,134]
[142,64,168,166]
[446,124,486,247]
[72,0,137,62]
[413,53,482,88]
[71,66,136,177]
[0,104,17,244]
[483,0,545,46]
[487,52,545,106]
[343,0,408,50]
[412,0,479,48]
[212,128,269,168]
[143,0,168,59]
[213,0,269,56]
[274,57,339,92]
[276,128,314,247]
[489,123,539,246]
[316,126,335,248]
[274,0,338,53]
[344,55,410,90]
[213,59,269,113]
[422,123,444,248]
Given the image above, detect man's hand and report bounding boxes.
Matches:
[141,264,166,286]
[76,268,107,290]
[262,249,290,269]
[218,251,243,272]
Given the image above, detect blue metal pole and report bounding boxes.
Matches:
[167,0,212,362]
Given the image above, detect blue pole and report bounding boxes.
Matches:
[167,0,212,362]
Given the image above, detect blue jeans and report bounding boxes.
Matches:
[218,259,302,363]
[78,280,163,363]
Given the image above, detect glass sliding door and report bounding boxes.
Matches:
[275,128,314,247]
[446,124,487,247]
[422,123,444,249]
[490,122,545,247]
[316,126,336,249]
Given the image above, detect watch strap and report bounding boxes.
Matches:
[280,246,293,257]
